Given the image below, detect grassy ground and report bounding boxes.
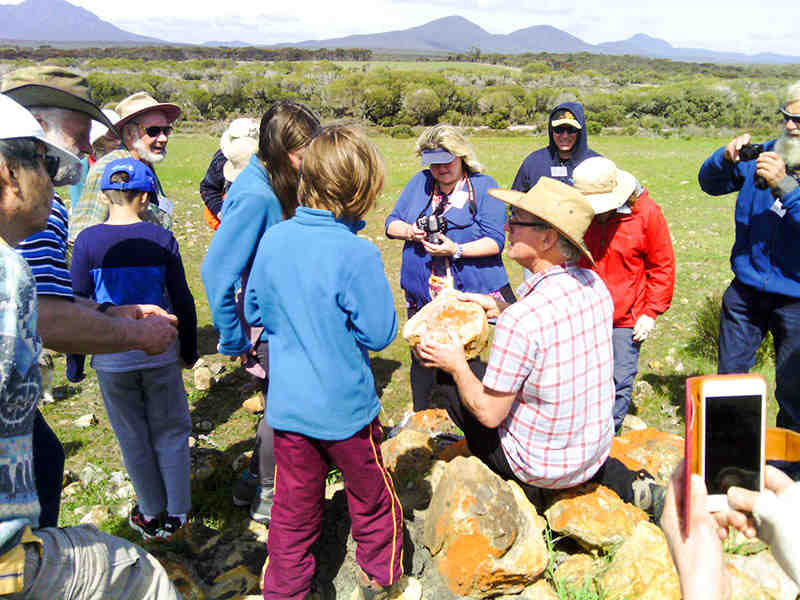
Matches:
[48,130,777,539]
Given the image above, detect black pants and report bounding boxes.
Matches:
[444,392,650,511]
[33,410,65,527]
[410,283,516,412]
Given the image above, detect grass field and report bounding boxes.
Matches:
[48,129,778,537]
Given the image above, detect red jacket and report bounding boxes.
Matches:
[579,188,675,328]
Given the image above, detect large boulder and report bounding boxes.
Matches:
[610,428,683,485]
[423,456,548,597]
[726,551,799,600]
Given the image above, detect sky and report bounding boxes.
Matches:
[4,0,797,56]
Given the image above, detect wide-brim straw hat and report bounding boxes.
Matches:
[489,177,595,264]
[572,156,637,214]
[114,91,181,133]
[222,137,258,182]
[1,66,118,132]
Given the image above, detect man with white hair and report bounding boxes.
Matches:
[0,93,180,600]
[699,80,800,443]
[70,91,180,242]
[1,67,179,528]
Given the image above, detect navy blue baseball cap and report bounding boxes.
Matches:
[101,157,156,192]
[421,148,456,166]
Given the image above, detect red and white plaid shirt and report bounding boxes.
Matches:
[483,263,615,488]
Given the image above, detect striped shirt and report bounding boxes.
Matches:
[483,263,615,488]
[16,193,73,298]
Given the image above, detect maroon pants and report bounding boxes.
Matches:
[262,417,404,600]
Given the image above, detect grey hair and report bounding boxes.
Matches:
[787,81,800,106]
[26,106,73,131]
[555,234,581,262]
[415,124,484,174]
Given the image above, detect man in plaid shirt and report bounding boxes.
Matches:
[417,177,664,517]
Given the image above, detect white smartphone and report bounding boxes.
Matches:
[699,376,767,513]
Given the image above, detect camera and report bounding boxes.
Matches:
[738,143,768,189]
[415,214,447,244]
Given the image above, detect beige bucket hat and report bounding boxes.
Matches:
[114,91,181,133]
[489,177,595,264]
[572,157,637,214]
[220,118,258,182]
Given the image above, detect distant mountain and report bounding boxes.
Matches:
[202,41,253,48]
[285,15,800,64]
[0,0,163,44]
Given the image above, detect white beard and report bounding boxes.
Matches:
[774,131,800,172]
[132,136,166,164]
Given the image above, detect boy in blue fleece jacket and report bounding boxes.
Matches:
[245,126,403,600]
[70,157,197,541]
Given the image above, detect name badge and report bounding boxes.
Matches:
[449,190,467,209]
[550,166,568,178]
[770,199,787,218]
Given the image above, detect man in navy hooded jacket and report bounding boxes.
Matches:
[512,102,599,192]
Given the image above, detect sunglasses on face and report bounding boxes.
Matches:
[140,125,173,138]
[33,152,60,180]
[553,126,578,135]
[506,206,549,228]
[780,110,800,126]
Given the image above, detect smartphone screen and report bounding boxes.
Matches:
[704,394,762,495]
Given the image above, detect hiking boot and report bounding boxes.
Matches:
[355,571,393,600]
[632,477,666,522]
[129,505,161,541]
[232,468,259,507]
[157,515,186,541]
[250,485,273,525]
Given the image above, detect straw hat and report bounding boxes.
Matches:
[114,91,181,133]
[489,177,595,264]
[220,118,258,182]
[572,157,636,214]
[1,66,117,131]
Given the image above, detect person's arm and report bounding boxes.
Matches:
[199,150,227,217]
[385,172,428,241]
[165,236,198,367]
[642,197,676,319]
[698,137,748,196]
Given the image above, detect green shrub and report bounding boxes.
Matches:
[687,291,774,367]
[389,125,415,139]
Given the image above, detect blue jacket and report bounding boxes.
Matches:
[385,170,509,307]
[699,140,800,298]
[511,102,600,192]
[202,155,282,355]
[245,207,397,440]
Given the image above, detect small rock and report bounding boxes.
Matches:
[113,482,136,500]
[108,471,128,486]
[233,451,253,472]
[79,505,109,527]
[61,481,82,498]
[620,414,648,433]
[556,553,597,589]
[115,500,135,519]
[193,367,214,391]
[73,413,98,428]
[209,362,224,376]
[195,420,213,433]
[349,576,422,600]
[79,463,105,488]
[62,469,77,486]
[242,391,265,414]
[196,434,217,447]
[188,436,197,448]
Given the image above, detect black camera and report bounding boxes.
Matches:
[738,143,768,189]
[416,214,447,244]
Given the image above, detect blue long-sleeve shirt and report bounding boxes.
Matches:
[71,221,198,370]
[202,154,282,356]
[698,140,800,298]
[245,207,397,440]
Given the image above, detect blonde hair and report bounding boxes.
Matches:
[414,124,483,174]
[787,81,800,106]
[298,125,385,220]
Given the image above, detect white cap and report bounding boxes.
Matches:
[0,94,80,170]
[89,108,120,146]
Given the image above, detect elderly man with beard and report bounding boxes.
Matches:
[699,80,800,448]
[69,91,180,242]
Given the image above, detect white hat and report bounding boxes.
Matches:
[0,94,80,171]
[220,118,258,182]
[90,109,120,146]
[572,157,637,214]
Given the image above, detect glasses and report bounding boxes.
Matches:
[507,207,549,229]
[553,126,578,135]
[138,124,173,138]
[33,152,59,180]
[780,110,800,126]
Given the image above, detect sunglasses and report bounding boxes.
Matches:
[34,152,60,180]
[553,126,579,135]
[780,109,800,126]
[506,207,549,229]
[140,125,173,137]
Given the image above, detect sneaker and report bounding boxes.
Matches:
[129,505,161,541]
[232,468,259,507]
[250,485,273,525]
[158,515,186,541]
[632,477,666,522]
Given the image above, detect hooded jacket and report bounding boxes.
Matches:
[511,102,600,192]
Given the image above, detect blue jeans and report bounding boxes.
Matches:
[718,278,800,432]
[612,328,641,431]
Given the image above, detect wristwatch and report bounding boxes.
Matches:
[453,244,463,260]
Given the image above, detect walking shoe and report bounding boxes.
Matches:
[632,477,667,522]
[232,467,259,507]
[157,515,186,541]
[355,571,393,600]
[129,505,161,541]
[250,485,273,525]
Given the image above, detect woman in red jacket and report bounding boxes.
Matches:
[574,157,676,432]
